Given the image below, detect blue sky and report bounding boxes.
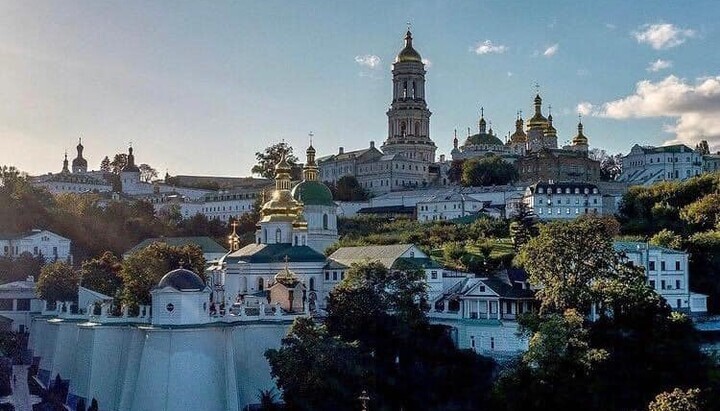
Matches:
[2,1,719,177]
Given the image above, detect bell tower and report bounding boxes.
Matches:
[381,29,436,163]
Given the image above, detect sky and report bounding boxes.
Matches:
[1,1,719,177]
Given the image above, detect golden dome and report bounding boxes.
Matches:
[510,117,527,143]
[260,190,304,221]
[545,114,557,138]
[527,94,548,130]
[396,30,423,63]
[572,121,589,145]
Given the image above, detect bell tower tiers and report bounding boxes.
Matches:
[381,30,436,163]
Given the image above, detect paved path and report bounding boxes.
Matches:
[10,364,32,411]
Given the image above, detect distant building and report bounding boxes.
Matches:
[0,276,43,333]
[618,144,702,186]
[0,229,71,263]
[416,193,482,222]
[614,241,707,313]
[450,109,525,163]
[703,154,720,174]
[523,181,602,220]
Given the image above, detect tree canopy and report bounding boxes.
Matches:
[37,261,81,303]
[327,175,368,201]
[79,251,123,297]
[252,142,300,180]
[461,155,518,187]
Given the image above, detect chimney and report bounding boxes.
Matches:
[439,154,446,162]
[370,141,375,149]
[339,147,344,154]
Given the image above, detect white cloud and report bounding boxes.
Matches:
[577,102,594,116]
[473,40,508,55]
[543,44,559,57]
[422,58,432,68]
[354,54,381,69]
[598,75,720,151]
[633,23,696,50]
[647,59,673,72]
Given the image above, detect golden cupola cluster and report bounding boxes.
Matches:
[510,114,528,144]
[572,120,589,146]
[260,152,307,227]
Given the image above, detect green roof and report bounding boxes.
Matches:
[291,180,335,206]
[465,133,504,146]
[226,243,327,264]
[126,236,228,255]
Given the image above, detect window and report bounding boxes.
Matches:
[33,246,38,255]
[650,280,656,289]
[275,228,281,243]
[661,280,666,290]
[333,271,338,281]
[309,278,315,291]
[677,299,682,308]
[16,299,30,311]
[479,286,486,292]
[660,261,666,271]
[675,280,681,290]
[649,261,656,271]
[340,272,344,280]
[325,271,330,281]
[431,271,437,279]
[258,278,264,291]
[675,261,681,271]
[0,299,12,310]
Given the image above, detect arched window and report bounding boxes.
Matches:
[323,214,329,230]
[403,81,408,98]
[415,121,421,136]
[309,277,315,291]
[412,81,416,98]
[275,228,281,243]
[258,277,264,291]
[400,121,407,136]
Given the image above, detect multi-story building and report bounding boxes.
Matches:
[449,110,525,163]
[0,229,72,263]
[703,154,720,174]
[523,181,602,220]
[0,276,43,333]
[614,241,707,313]
[319,30,437,195]
[618,144,703,186]
[416,193,482,222]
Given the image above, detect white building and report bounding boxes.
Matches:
[703,154,720,174]
[417,193,482,222]
[619,144,703,186]
[614,241,707,313]
[0,276,43,332]
[0,229,72,263]
[523,181,602,220]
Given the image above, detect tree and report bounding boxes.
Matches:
[79,252,123,297]
[88,398,99,411]
[461,155,518,187]
[99,156,111,173]
[649,229,683,250]
[265,317,364,411]
[37,262,80,303]
[517,218,618,314]
[680,193,720,232]
[648,388,702,411]
[590,149,623,181]
[447,159,465,184]
[257,388,281,411]
[109,153,128,174]
[509,201,537,250]
[332,175,368,201]
[695,140,710,155]
[138,164,158,183]
[120,242,205,307]
[251,142,299,179]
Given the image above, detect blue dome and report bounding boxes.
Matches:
[157,269,205,291]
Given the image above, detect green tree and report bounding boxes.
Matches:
[695,140,710,155]
[80,252,123,297]
[120,243,205,307]
[251,142,299,179]
[509,201,536,250]
[37,261,80,303]
[648,388,702,411]
[517,218,618,314]
[265,317,364,411]
[461,155,518,187]
[680,193,720,232]
[331,175,368,201]
[649,229,683,250]
[443,242,465,267]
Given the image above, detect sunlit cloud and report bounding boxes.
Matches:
[647,59,673,72]
[543,44,559,57]
[472,40,508,55]
[633,23,696,49]
[354,54,382,69]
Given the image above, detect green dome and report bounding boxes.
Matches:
[291,180,335,206]
[465,133,504,146]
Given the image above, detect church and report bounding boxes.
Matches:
[28,139,530,410]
